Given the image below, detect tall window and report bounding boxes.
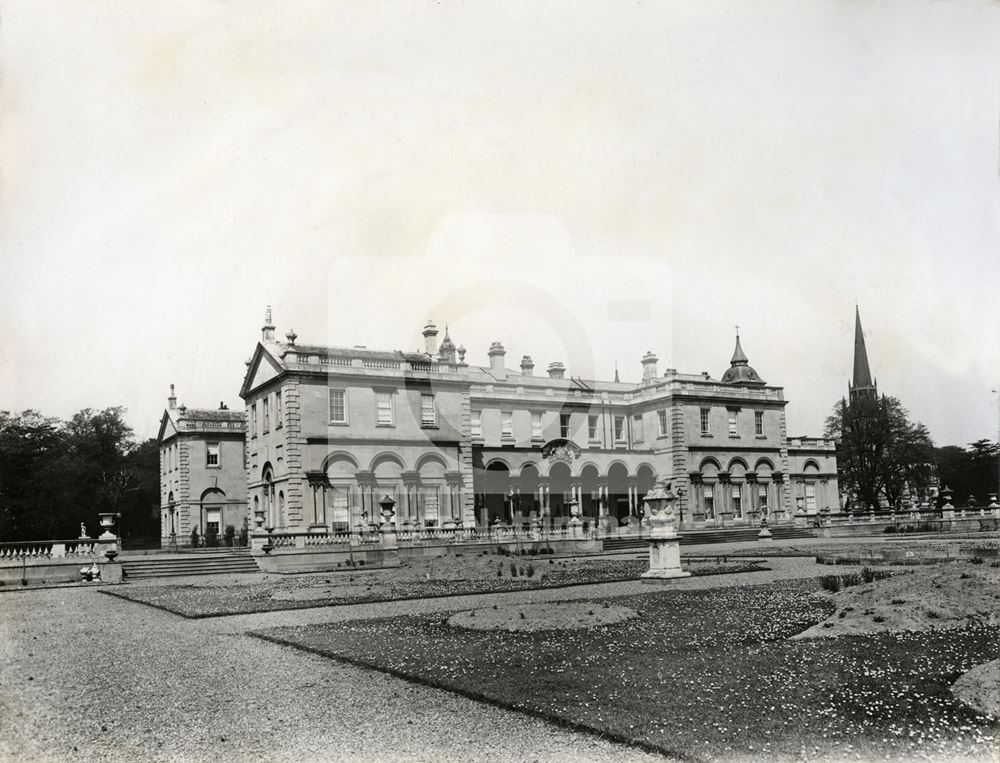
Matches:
[805,483,817,512]
[251,403,258,436]
[758,484,768,509]
[754,410,764,436]
[588,415,600,441]
[732,486,742,518]
[501,411,513,439]
[704,487,715,518]
[700,408,711,435]
[329,389,346,423]
[633,415,644,442]
[727,409,738,436]
[471,409,482,439]
[376,391,394,425]
[531,412,543,439]
[206,442,220,467]
[614,415,625,442]
[559,413,571,438]
[421,394,436,426]
[275,391,282,428]
[657,409,668,437]
[262,397,270,432]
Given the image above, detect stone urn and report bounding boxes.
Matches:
[640,477,689,580]
[378,495,397,535]
[98,513,117,540]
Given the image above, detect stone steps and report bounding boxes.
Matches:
[122,553,260,580]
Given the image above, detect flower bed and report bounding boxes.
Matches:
[255,580,999,761]
[100,557,768,618]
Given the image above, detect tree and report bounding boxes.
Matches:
[825,395,934,510]
[935,439,1000,504]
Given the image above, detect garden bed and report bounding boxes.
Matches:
[255,579,999,761]
[100,556,769,618]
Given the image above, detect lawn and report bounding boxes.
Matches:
[255,580,999,761]
[101,556,768,618]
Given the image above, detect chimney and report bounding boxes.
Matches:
[520,355,535,376]
[261,305,276,343]
[488,341,507,377]
[547,361,566,379]
[423,320,439,355]
[641,351,658,381]
[168,384,177,410]
[219,401,227,410]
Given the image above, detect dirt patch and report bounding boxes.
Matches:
[448,602,639,632]
[793,563,1000,639]
[951,660,999,719]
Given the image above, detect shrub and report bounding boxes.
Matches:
[840,573,861,589]
[872,615,885,623]
[926,608,942,619]
[223,525,236,547]
[204,527,219,548]
[990,561,1000,568]
[890,598,906,605]
[497,563,503,577]
[509,562,517,577]
[190,528,200,548]
[237,526,249,547]
[526,564,534,578]
[819,575,842,593]
[860,566,877,583]
[883,525,897,534]
[969,557,983,565]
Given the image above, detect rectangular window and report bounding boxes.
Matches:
[588,415,600,441]
[758,484,768,508]
[732,486,742,518]
[275,391,282,428]
[421,394,436,426]
[700,408,711,435]
[559,413,571,439]
[754,410,764,436]
[633,415,644,442]
[531,412,543,439]
[262,397,270,432]
[704,487,715,519]
[657,409,668,437]
[614,415,625,442]
[501,411,513,438]
[376,391,394,425]
[805,483,817,512]
[728,410,738,436]
[329,389,346,423]
[251,404,258,436]
[206,442,220,467]
[471,409,482,439]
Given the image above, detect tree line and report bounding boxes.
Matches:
[0,408,160,542]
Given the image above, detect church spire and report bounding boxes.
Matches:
[850,306,877,402]
[730,325,748,366]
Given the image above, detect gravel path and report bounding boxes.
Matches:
[0,557,823,762]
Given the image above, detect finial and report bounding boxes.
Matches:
[735,323,740,338]
[614,362,620,383]
[265,305,273,325]
[285,328,297,345]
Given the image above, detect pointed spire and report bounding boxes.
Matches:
[722,328,765,385]
[730,331,749,366]
[852,306,873,388]
[614,362,620,383]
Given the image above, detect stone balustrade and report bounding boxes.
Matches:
[0,539,104,561]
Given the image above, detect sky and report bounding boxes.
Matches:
[1,0,999,446]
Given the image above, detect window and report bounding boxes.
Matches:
[614,415,626,442]
[758,484,768,509]
[471,409,482,439]
[588,415,600,441]
[262,396,270,432]
[728,409,738,436]
[700,408,711,435]
[560,413,571,438]
[275,391,282,428]
[376,391,394,425]
[704,487,715,519]
[206,509,220,536]
[329,388,346,423]
[657,409,668,437]
[754,410,764,436]
[206,442,220,467]
[421,394,437,426]
[805,483,817,512]
[732,486,742,518]
[531,412,543,439]
[633,415,644,442]
[251,403,258,436]
[501,411,513,439]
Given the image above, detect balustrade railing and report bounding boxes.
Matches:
[0,539,103,561]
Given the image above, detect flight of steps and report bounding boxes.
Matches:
[122,549,260,580]
[602,526,816,552]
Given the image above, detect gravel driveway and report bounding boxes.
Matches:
[0,558,821,762]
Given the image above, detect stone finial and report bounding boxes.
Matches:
[168,384,177,410]
[285,329,297,346]
[457,345,467,363]
[547,361,566,379]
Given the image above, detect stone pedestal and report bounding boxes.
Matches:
[757,527,773,541]
[641,534,690,580]
[640,479,690,581]
[100,562,123,584]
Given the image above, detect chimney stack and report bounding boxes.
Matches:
[422,320,439,355]
[520,355,535,376]
[641,351,659,381]
[547,361,566,379]
[488,341,507,377]
[261,305,276,343]
[168,384,177,410]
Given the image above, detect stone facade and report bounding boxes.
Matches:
[239,311,838,532]
[157,387,247,545]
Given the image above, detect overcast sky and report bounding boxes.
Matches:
[2,0,998,446]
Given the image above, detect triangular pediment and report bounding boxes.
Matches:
[157,411,178,444]
[240,343,284,397]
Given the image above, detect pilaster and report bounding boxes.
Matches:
[282,379,306,528]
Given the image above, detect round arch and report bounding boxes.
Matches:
[369,451,406,472]
[321,450,359,473]
[415,452,449,472]
[727,457,750,473]
[607,462,630,523]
